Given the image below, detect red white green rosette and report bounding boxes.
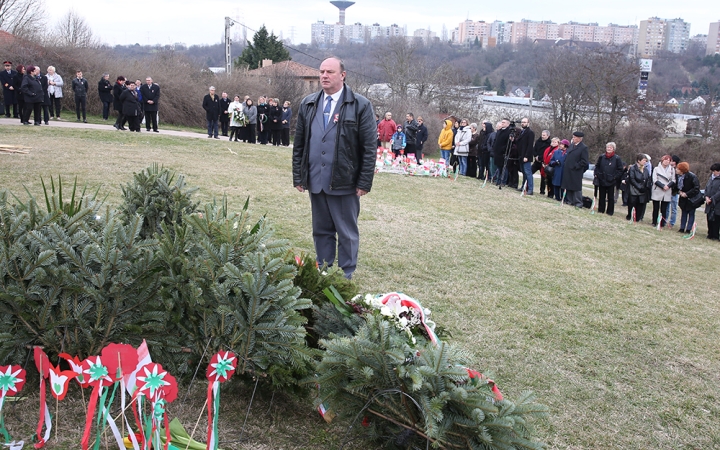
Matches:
[205,351,237,450]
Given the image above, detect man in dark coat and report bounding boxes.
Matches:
[593,142,624,216]
[120,80,141,132]
[492,118,512,186]
[292,57,376,279]
[516,117,536,194]
[403,113,420,161]
[71,70,89,123]
[112,76,127,130]
[202,86,220,139]
[1,61,18,118]
[561,131,589,207]
[140,77,160,132]
[98,73,113,120]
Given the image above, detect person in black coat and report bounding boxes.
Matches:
[281,101,292,146]
[71,70,89,122]
[1,61,18,118]
[268,98,283,146]
[98,73,113,120]
[202,86,220,138]
[39,71,51,125]
[416,116,428,160]
[704,163,720,240]
[120,80,141,132]
[478,121,494,180]
[675,162,701,233]
[560,131,589,207]
[140,77,160,132]
[533,130,551,193]
[626,153,652,221]
[112,76,127,130]
[593,142,624,215]
[13,65,25,122]
[256,96,269,144]
[516,118,536,193]
[20,65,43,125]
[492,119,513,185]
[218,91,231,137]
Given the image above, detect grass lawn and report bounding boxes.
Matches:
[1,125,719,449]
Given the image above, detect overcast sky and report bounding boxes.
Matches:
[45,0,715,47]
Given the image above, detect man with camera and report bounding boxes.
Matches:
[492,118,513,186]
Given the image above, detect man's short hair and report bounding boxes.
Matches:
[209,86,215,90]
[406,113,414,119]
[117,76,125,81]
[542,129,550,135]
[709,163,720,171]
[325,56,345,73]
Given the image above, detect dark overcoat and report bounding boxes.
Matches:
[560,141,589,191]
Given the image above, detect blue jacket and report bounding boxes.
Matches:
[391,131,406,150]
[550,148,566,187]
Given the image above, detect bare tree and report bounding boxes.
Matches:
[372,37,420,99]
[53,9,97,48]
[0,0,45,38]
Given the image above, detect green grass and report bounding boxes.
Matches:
[1,126,719,449]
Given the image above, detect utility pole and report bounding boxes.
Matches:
[225,17,237,77]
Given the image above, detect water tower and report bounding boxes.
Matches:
[330,1,355,25]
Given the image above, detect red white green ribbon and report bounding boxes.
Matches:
[0,365,26,442]
[205,351,236,450]
[683,223,697,239]
[33,348,52,449]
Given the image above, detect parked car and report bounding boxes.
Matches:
[583,164,596,181]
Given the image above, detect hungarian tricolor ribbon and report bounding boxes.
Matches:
[683,222,697,239]
[134,363,177,450]
[205,351,236,450]
[32,347,52,449]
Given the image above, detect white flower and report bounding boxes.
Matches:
[398,317,408,328]
[351,294,362,303]
[379,306,393,317]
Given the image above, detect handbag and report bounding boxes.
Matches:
[688,191,705,209]
[544,165,555,178]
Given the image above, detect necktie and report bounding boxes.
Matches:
[323,96,332,129]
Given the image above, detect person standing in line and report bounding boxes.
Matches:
[39,68,51,125]
[549,139,569,201]
[140,77,160,132]
[292,57,376,279]
[593,142,624,215]
[1,61,18,118]
[438,119,454,164]
[243,98,257,144]
[626,154,652,222]
[668,155,681,228]
[219,91,231,137]
[533,129,551,194]
[113,76,127,130]
[477,121,494,180]
[542,137,560,199]
[675,162,700,233]
[650,155,676,227]
[390,125,406,159]
[98,73,113,120]
[120,80,141,132]
[281,100,292,147]
[453,118,471,176]
[268,98,283,146]
[516,117,536,194]
[377,112,396,150]
[71,70,89,123]
[467,123,480,178]
[704,163,720,240]
[256,96,269,144]
[13,65,25,122]
[403,113,419,161]
[202,86,220,139]
[45,66,63,120]
[416,116,428,160]
[492,119,512,186]
[560,131,589,207]
[227,95,244,141]
[20,65,43,125]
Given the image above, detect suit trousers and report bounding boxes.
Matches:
[75,96,86,120]
[310,191,360,277]
[145,111,158,131]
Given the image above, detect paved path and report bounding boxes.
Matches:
[0,117,210,140]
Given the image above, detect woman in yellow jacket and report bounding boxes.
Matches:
[438,119,454,164]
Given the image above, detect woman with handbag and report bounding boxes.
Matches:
[650,155,676,227]
[675,162,701,233]
[704,163,720,240]
[626,154,651,222]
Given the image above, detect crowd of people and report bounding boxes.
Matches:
[201,89,292,145]
[402,114,720,241]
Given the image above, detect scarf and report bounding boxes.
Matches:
[605,151,615,159]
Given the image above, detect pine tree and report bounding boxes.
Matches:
[472,73,482,87]
[313,314,548,449]
[484,77,493,91]
[236,25,290,70]
[499,78,507,95]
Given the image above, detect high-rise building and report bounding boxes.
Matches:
[638,17,690,57]
[413,29,437,44]
[457,20,491,44]
[706,22,720,55]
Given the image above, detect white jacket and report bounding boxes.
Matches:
[46,73,63,98]
[453,127,471,156]
[651,162,675,202]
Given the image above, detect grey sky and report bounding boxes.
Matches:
[46,0,715,47]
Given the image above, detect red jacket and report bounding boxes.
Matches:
[541,145,557,177]
[377,118,397,142]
